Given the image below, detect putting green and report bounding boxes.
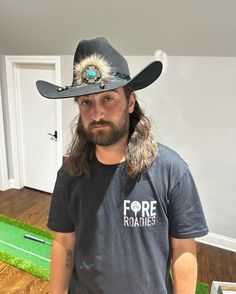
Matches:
[0,215,53,280]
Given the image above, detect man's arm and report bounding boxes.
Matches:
[50,231,76,294]
[171,237,197,294]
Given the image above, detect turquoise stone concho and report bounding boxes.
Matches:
[82,65,102,84]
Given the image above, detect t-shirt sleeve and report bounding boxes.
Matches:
[47,168,75,233]
[168,168,208,239]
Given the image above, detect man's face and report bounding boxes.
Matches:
[77,87,136,146]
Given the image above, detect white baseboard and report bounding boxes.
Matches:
[8,178,15,189]
[196,232,236,253]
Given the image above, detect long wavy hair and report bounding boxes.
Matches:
[67,87,158,178]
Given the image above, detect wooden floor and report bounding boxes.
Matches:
[0,188,52,294]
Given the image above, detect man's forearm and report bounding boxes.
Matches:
[171,238,197,294]
[50,233,75,294]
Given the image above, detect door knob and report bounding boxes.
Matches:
[47,131,57,140]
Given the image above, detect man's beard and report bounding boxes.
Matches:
[82,114,129,147]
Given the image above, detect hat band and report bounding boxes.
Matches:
[57,71,130,92]
[112,72,130,81]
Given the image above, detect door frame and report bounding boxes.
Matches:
[5,56,62,189]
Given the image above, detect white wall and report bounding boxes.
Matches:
[60,55,77,153]
[60,55,236,247]
[0,74,8,190]
[0,56,13,188]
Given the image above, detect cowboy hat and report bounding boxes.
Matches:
[36,37,163,99]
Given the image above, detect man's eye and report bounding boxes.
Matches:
[79,100,91,107]
[104,96,113,102]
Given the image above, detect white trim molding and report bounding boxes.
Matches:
[196,232,236,253]
[0,79,8,190]
[4,55,62,189]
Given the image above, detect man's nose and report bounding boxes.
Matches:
[90,102,104,121]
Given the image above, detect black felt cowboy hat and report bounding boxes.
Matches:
[36,37,163,99]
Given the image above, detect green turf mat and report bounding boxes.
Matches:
[0,214,54,280]
[196,281,209,294]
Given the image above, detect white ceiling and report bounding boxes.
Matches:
[0,0,236,56]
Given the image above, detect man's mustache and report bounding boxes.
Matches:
[88,120,112,129]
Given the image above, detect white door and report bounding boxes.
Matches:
[16,63,59,193]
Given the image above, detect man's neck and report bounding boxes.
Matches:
[95,137,128,165]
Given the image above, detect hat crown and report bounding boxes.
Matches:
[36,37,163,99]
[73,37,130,77]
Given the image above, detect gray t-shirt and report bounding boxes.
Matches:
[48,143,208,294]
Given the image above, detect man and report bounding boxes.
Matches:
[37,37,208,294]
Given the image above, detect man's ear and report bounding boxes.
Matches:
[128,91,136,113]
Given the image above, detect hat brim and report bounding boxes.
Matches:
[36,61,162,99]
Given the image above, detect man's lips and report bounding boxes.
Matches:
[89,121,111,129]
[91,124,108,129]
